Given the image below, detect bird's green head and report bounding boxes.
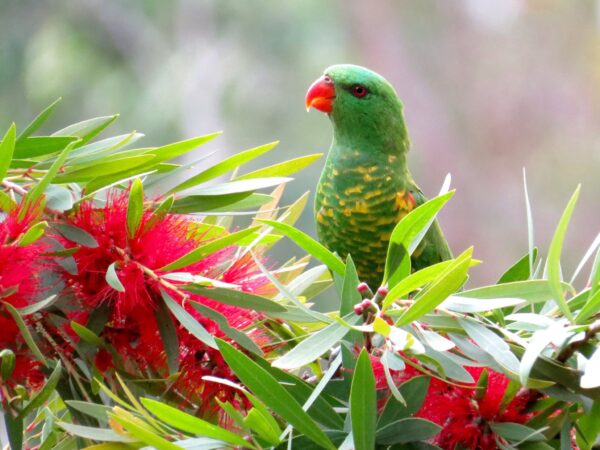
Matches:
[306,64,409,153]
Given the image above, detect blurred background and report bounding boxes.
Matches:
[1,0,599,286]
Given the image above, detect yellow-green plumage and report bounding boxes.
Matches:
[310,65,452,288]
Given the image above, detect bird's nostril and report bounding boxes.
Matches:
[323,75,332,84]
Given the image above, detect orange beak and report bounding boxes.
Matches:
[305,75,336,113]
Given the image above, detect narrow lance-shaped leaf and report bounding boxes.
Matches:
[17,97,62,141]
[384,190,455,288]
[235,153,322,180]
[52,115,119,147]
[141,398,251,448]
[546,185,580,321]
[161,290,217,349]
[53,223,99,248]
[2,301,46,365]
[273,314,359,370]
[154,300,179,374]
[259,219,345,275]
[216,339,336,450]
[395,247,472,326]
[126,178,144,239]
[24,143,74,210]
[18,362,62,419]
[190,301,262,355]
[106,262,125,292]
[170,141,279,193]
[184,285,286,313]
[0,123,16,182]
[17,221,47,246]
[351,349,377,450]
[159,226,260,271]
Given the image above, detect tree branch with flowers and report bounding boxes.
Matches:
[0,101,599,449]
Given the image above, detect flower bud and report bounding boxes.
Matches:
[376,286,388,297]
[353,304,364,315]
[357,282,370,293]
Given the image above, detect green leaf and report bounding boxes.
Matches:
[180,177,292,196]
[384,190,455,287]
[17,295,58,316]
[170,141,279,193]
[351,349,377,450]
[162,290,217,349]
[519,326,559,386]
[143,132,221,164]
[395,248,472,326]
[154,300,180,374]
[70,321,103,346]
[377,376,429,429]
[45,185,73,211]
[576,289,600,324]
[254,355,344,431]
[0,123,16,182]
[377,418,441,445]
[52,115,119,146]
[440,296,524,313]
[499,249,538,283]
[19,362,62,419]
[160,226,260,271]
[17,221,47,246]
[57,155,155,182]
[489,422,546,442]
[457,280,570,303]
[245,407,281,445]
[184,285,285,313]
[57,420,135,443]
[2,301,46,365]
[171,193,271,214]
[126,178,144,239]
[17,97,62,141]
[0,191,17,212]
[14,136,78,159]
[65,401,111,423]
[25,144,72,208]
[216,339,336,450]
[383,259,457,311]
[546,185,580,321]
[235,153,322,180]
[190,301,262,355]
[53,223,99,248]
[459,319,520,375]
[141,398,250,448]
[4,413,23,450]
[259,219,345,275]
[105,262,125,292]
[272,314,358,370]
[341,256,361,316]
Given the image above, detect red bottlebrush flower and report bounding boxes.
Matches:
[0,201,48,390]
[371,356,538,450]
[57,190,275,418]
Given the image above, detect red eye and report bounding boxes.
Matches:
[351,85,368,98]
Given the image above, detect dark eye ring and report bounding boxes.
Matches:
[351,85,368,98]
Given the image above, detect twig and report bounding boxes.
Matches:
[557,320,600,363]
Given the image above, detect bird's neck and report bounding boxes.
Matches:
[329,127,410,174]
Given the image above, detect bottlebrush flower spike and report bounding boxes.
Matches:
[57,190,275,417]
[371,355,539,450]
[0,201,47,389]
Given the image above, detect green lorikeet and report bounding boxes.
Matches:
[306,64,452,289]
